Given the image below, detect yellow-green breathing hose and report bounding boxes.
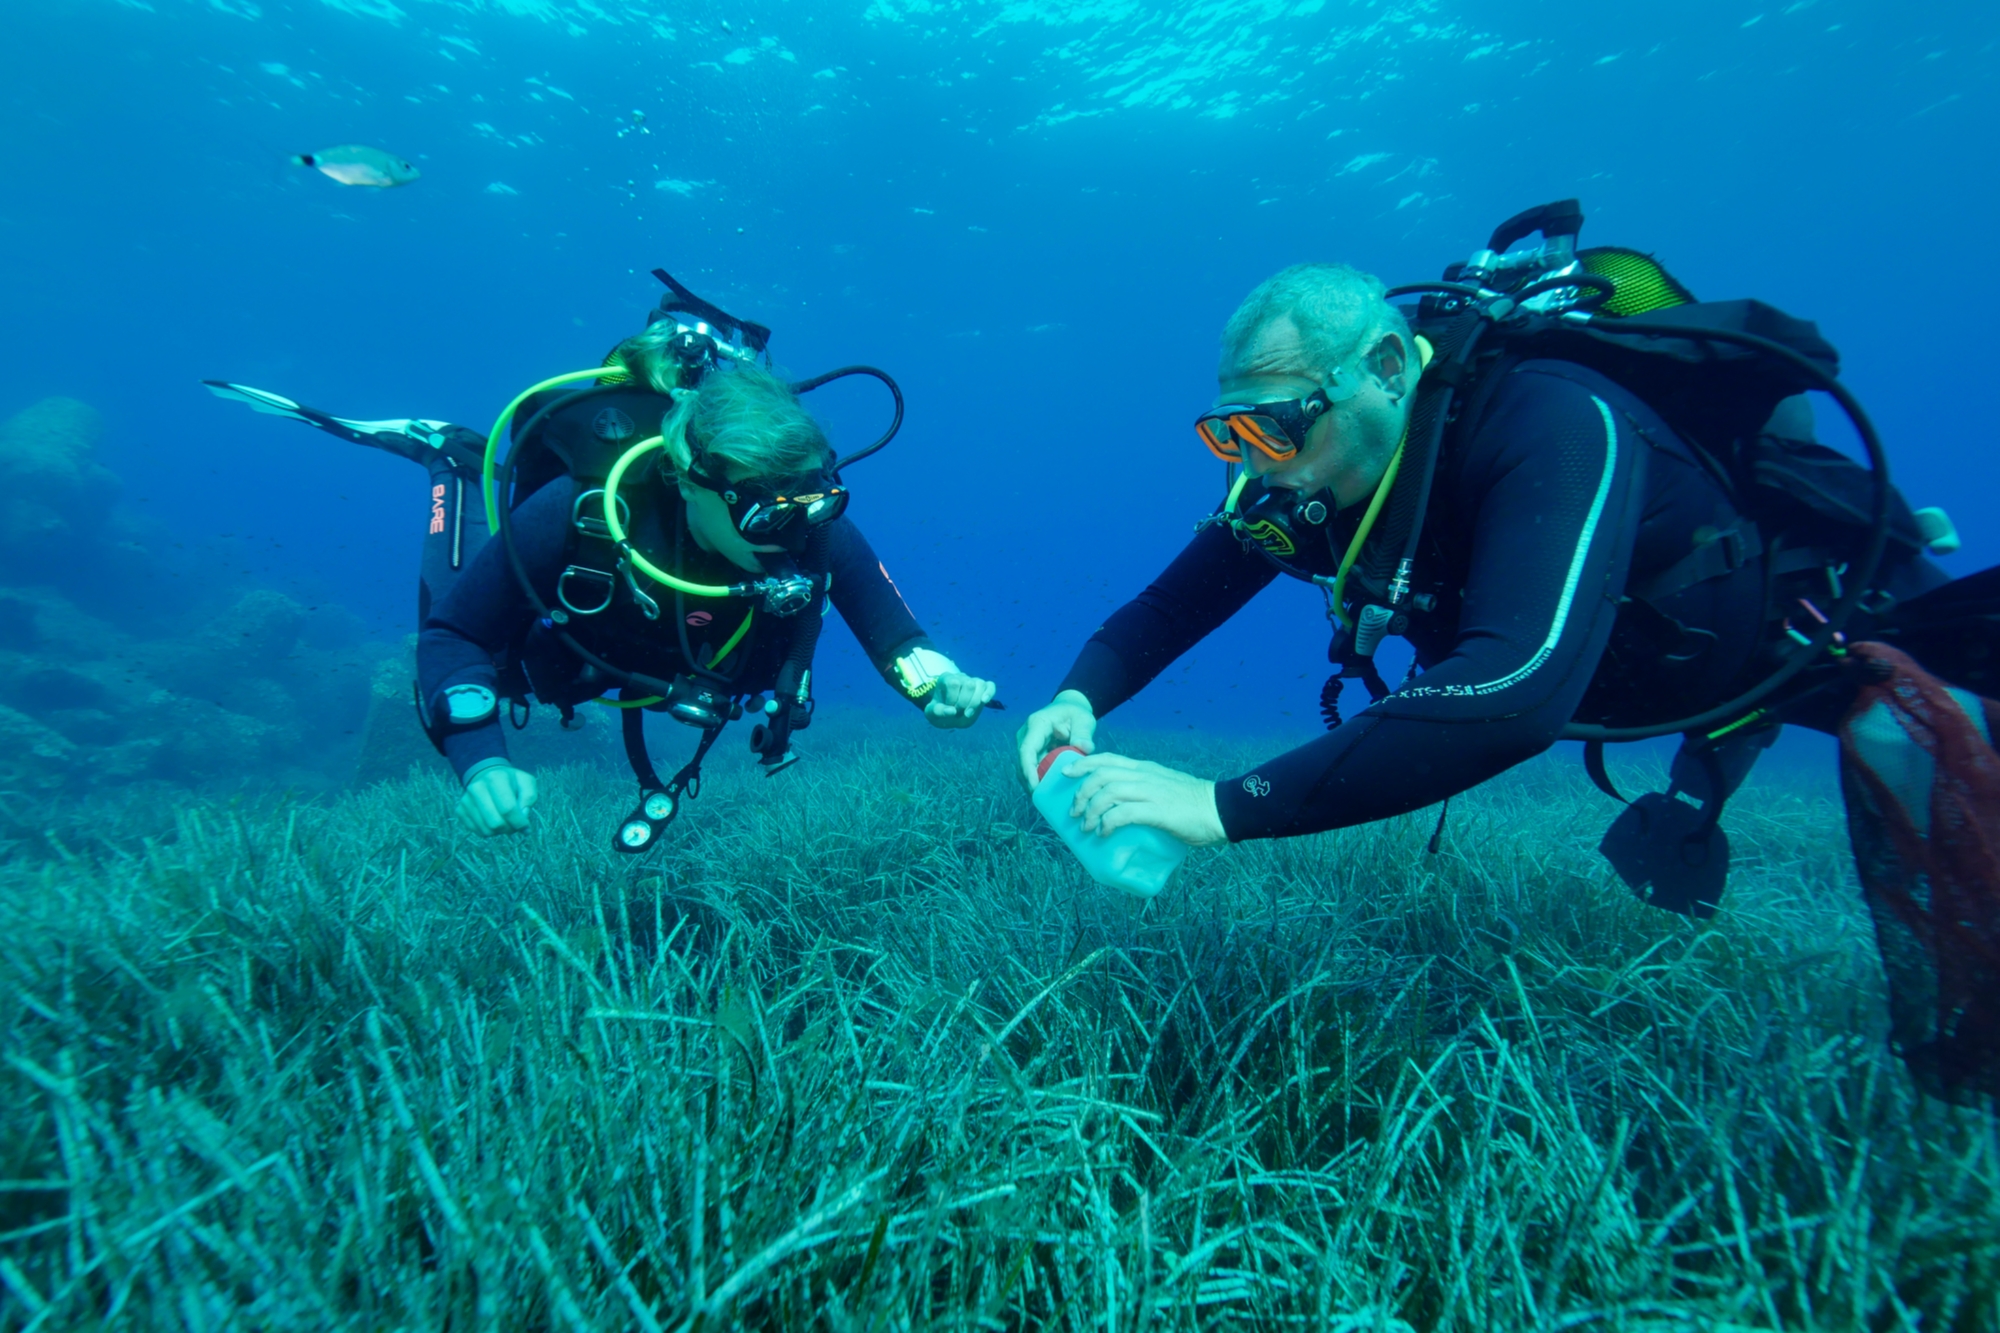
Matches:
[1325,434,1406,628]
[483,368,622,530]
[584,435,761,707]
[491,372,757,709]
[1319,336,1430,626]
[602,436,741,598]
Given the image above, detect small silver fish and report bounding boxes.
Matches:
[292,145,420,188]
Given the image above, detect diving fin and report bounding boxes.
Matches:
[1600,792,1731,918]
[202,380,485,473]
[1597,727,1779,918]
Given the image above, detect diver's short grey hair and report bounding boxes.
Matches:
[1219,263,1411,381]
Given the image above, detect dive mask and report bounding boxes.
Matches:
[686,458,850,547]
[1195,374,1362,464]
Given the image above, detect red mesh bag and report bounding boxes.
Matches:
[1839,641,2000,1103]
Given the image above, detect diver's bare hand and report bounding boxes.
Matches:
[926,672,997,729]
[458,762,539,836]
[1065,752,1227,848]
[1016,689,1098,791]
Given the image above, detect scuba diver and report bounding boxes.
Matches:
[210,270,996,850]
[1014,203,2000,1101]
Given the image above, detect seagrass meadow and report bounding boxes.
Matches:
[2,729,1997,1331]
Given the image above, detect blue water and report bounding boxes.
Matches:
[2,0,1994,777]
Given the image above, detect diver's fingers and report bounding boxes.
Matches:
[1077,777,1158,832]
[1094,798,1182,837]
[1066,755,1142,818]
[938,675,996,726]
[461,784,506,836]
[1064,751,1138,782]
[1016,712,1059,787]
[927,697,977,729]
[501,770,538,830]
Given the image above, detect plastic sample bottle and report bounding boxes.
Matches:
[1031,746,1189,897]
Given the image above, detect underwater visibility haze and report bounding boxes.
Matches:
[5,0,1997,762]
[3,0,2000,1327]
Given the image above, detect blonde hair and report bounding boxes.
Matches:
[603,322,697,396]
[1220,262,1411,381]
[652,361,831,487]
[599,329,830,485]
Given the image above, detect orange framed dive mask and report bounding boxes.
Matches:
[1195,386,1343,463]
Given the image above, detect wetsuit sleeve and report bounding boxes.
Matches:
[1214,367,1645,840]
[823,517,935,707]
[1057,522,1279,714]
[417,480,573,777]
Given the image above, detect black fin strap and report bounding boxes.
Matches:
[1583,741,1627,804]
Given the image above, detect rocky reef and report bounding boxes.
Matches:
[0,582,382,792]
[0,397,387,793]
[0,397,117,554]
[0,395,617,798]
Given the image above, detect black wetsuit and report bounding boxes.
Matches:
[418,387,935,778]
[1059,360,1944,842]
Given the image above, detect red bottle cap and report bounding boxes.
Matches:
[1037,745,1086,783]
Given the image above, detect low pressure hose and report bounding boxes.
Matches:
[789,365,904,473]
